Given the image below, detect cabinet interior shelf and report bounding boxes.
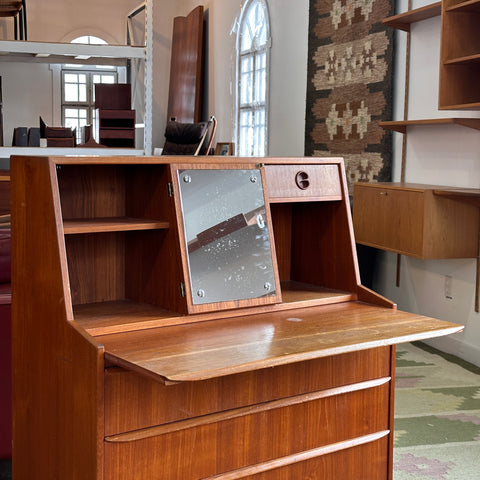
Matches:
[444,53,480,65]
[63,217,169,235]
[445,0,480,13]
[382,2,441,31]
[74,284,357,337]
[379,118,480,133]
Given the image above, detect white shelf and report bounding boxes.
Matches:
[0,40,145,66]
[0,147,145,158]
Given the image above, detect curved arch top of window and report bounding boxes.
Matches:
[239,0,270,53]
[71,35,108,45]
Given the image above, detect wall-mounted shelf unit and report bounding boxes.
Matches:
[379,118,480,133]
[439,0,480,109]
[382,2,441,31]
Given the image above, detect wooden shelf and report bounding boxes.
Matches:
[379,118,480,133]
[73,300,180,336]
[0,147,145,158]
[434,187,480,205]
[444,53,480,65]
[63,217,170,235]
[0,40,145,66]
[382,2,441,31]
[445,0,480,13]
[439,0,480,109]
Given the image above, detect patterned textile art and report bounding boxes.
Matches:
[394,343,480,480]
[305,0,394,193]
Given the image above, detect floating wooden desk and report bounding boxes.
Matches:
[11,156,462,479]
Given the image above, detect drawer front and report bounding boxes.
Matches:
[104,382,390,480]
[104,347,391,435]
[265,165,342,200]
[353,185,424,256]
[233,436,389,480]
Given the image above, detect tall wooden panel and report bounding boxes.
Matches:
[167,6,204,123]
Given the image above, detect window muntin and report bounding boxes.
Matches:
[237,0,270,157]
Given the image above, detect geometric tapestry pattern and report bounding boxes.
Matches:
[394,343,480,480]
[305,0,394,193]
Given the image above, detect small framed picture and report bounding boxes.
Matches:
[214,142,235,156]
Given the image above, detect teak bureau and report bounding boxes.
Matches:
[11,156,462,479]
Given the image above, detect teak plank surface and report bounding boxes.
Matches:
[379,118,480,133]
[382,2,441,31]
[98,302,462,383]
[63,217,169,234]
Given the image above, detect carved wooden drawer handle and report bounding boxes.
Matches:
[295,171,310,190]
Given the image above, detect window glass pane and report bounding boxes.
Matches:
[79,84,87,102]
[241,24,253,52]
[240,57,254,105]
[64,73,78,83]
[238,1,269,157]
[64,107,89,143]
[64,84,78,102]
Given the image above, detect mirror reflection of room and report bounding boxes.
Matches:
[178,168,277,305]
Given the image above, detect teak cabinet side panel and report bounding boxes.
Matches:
[11,156,104,480]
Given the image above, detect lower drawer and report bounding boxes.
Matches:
[236,435,390,480]
[104,347,392,435]
[104,381,390,480]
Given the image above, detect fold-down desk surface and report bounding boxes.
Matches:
[98,301,463,384]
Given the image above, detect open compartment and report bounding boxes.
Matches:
[56,163,188,331]
[270,200,359,306]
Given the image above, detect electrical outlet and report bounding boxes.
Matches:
[444,275,453,300]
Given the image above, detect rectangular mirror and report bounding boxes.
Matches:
[176,167,281,311]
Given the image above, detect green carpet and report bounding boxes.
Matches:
[394,342,480,479]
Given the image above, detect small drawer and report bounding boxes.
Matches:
[265,164,342,201]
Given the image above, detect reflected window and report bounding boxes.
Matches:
[237,0,271,157]
[61,36,118,143]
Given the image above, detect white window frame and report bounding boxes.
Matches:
[236,0,271,157]
[60,36,120,143]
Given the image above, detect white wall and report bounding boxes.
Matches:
[372,0,480,366]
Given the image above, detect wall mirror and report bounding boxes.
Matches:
[176,167,281,309]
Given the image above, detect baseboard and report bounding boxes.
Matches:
[421,336,480,369]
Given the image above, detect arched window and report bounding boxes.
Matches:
[237,0,271,157]
[61,36,119,142]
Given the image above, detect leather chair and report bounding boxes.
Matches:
[162,115,217,155]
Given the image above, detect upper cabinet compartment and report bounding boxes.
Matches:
[57,163,187,317]
[439,0,480,109]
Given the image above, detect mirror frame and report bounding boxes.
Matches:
[171,162,282,314]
